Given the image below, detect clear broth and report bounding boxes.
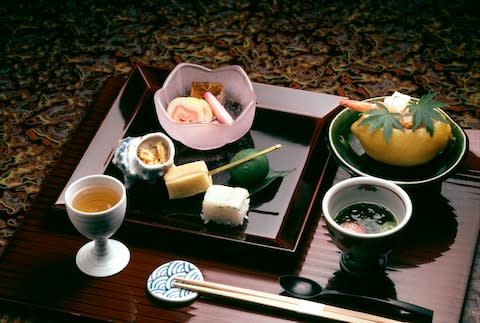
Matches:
[335,202,398,234]
[72,185,121,213]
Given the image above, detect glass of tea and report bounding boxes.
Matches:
[322,176,412,277]
[65,174,130,277]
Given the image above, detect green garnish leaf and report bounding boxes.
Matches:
[407,93,447,136]
[247,169,294,196]
[359,104,404,142]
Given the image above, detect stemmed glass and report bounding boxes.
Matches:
[65,174,130,277]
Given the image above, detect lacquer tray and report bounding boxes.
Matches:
[54,64,344,254]
[1,68,479,323]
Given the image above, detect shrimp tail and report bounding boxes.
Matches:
[339,98,379,112]
[400,115,413,129]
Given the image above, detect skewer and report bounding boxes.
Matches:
[208,144,282,176]
[172,277,403,323]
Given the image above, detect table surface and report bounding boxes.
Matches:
[0,66,479,323]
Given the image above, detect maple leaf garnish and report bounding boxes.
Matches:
[407,93,447,136]
[359,103,404,142]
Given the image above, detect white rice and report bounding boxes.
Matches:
[201,185,249,226]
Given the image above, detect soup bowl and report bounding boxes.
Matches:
[322,176,412,277]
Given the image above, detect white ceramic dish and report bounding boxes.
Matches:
[146,260,203,303]
[154,63,256,150]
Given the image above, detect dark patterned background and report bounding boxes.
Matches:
[1,0,479,321]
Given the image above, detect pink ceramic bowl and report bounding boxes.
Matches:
[154,63,257,150]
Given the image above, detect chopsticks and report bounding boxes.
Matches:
[172,277,404,323]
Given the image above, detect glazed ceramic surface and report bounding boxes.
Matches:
[65,174,130,277]
[147,260,203,303]
[154,63,256,150]
[322,176,412,276]
[112,132,175,187]
[328,98,468,186]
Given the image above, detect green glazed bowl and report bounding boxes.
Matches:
[328,97,468,186]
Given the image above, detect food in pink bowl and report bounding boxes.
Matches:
[154,63,257,150]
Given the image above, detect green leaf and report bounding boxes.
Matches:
[247,169,294,196]
[359,105,404,142]
[407,93,447,136]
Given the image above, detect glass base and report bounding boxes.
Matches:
[76,239,130,277]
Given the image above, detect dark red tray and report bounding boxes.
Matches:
[54,64,343,255]
[0,65,478,323]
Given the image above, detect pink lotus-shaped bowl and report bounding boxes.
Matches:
[154,63,257,150]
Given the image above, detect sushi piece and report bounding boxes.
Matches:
[201,185,250,226]
[163,161,212,199]
[167,97,213,123]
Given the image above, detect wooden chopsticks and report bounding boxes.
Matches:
[172,277,404,323]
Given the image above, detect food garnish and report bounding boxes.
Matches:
[204,91,234,124]
[345,92,448,142]
[357,104,404,142]
[408,93,447,135]
[340,92,453,166]
[247,169,293,196]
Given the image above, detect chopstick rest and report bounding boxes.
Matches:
[173,277,403,323]
[146,260,204,303]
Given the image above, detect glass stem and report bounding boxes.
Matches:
[94,237,109,257]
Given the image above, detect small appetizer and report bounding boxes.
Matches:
[163,161,213,199]
[204,91,234,125]
[190,81,225,103]
[228,148,270,186]
[137,139,169,165]
[112,133,175,188]
[167,97,214,123]
[340,92,452,166]
[201,185,249,226]
[164,144,280,200]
